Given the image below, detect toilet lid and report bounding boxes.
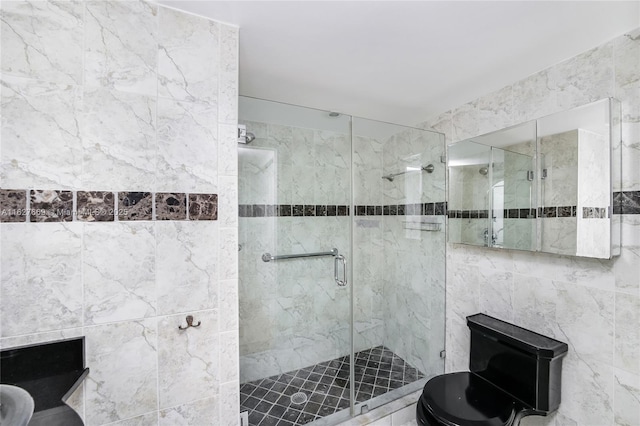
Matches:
[421,372,516,426]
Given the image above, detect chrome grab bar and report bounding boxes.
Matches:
[262,248,338,263]
[334,255,347,286]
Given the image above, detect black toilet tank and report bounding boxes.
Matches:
[467,314,568,414]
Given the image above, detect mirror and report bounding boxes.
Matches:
[537,98,621,258]
[448,121,537,250]
[448,98,621,259]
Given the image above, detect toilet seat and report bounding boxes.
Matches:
[418,372,516,426]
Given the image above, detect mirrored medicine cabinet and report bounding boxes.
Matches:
[447,98,621,259]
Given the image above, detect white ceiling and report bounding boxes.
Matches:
[158,1,640,126]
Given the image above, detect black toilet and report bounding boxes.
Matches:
[417,313,568,426]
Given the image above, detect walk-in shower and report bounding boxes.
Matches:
[238,96,446,425]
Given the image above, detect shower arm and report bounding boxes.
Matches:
[382,164,434,182]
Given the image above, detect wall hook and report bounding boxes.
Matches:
[178,315,201,330]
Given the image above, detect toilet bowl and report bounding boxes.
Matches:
[417,313,568,426]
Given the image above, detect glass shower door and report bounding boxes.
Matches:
[238,97,447,425]
[238,97,354,425]
[351,118,446,414]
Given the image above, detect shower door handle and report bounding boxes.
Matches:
[334,255,347,286]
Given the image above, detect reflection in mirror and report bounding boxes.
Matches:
[537,98,620,258]
[448,141,491,246]
[448,121,537,250]
[447,98,621,259]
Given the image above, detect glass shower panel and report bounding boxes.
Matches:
[351,118,446,412]
[238,97,353,425]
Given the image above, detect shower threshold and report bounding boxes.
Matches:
[240,345,425,426]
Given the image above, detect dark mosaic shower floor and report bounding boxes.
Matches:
[240,346,425,426]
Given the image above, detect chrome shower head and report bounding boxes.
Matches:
[238,124,256,144]
[479,166,489,176]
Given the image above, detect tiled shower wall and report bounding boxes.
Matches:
[420,28,640,425]
[378,127,446,378]
[238,120,351,383]
[0,2,240,425]
[238,119,446,385]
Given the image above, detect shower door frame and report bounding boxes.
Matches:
[238,97,446,425]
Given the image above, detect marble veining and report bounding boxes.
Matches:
[83,222,156,325]
[554,42,614,111]
[0,0,84,84]
[0,2,239,426]
[82,87,156,189]
[84,1,158,95]
[156,98,218,192]
[423,26,640,425]
[1,223,83,337]
[158,7,219,104]
[158,311,218,408]
[451,101,479,143]
[613,369,640,426]
[84,320,158,425]
[159,397,219,426]
[512,69,559,124]
[155,221,217,315]
[477,85,514,136]
[1,76,83,189]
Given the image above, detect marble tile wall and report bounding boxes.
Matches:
[238,215,351,383]
[237,121,352,382]
[379,128,447,379]
[0,2,240,425]
[0,189,218,222]
[237,120,447,390]
[420,27,640,426]
[576,129,611,259]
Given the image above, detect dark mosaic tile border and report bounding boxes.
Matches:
[239,204,351,218]
[239,202,448,218]
[582,207,609,219]
[156,192,187,220]
[239,346,425,426]
[0,190,28,223]
[614,191,640,215]
[77,191,115,222]
[0,189,218,223]
[539,206,576,218]
[538,206,609,219]
[29,190,73,222]
[449,204,618,219]
[118,192,152,221]
[189,193,218,221]
[448,208,536,219]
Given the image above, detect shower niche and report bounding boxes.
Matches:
[448,98,621,259]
